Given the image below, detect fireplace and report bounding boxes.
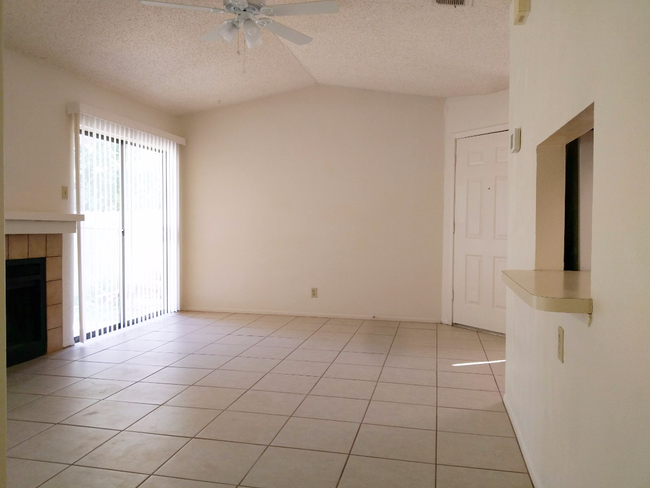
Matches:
[5,233,65,365]
[6,258,47,366]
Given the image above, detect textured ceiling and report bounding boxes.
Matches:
[3,0,509,115]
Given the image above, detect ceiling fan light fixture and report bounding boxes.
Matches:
[218,20,239,43]
[243,18,263,49]
[141,0,340,48]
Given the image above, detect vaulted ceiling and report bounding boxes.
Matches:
[4,0,509,115]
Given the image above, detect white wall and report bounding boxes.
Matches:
[3,49,180,345]
[4,49,180,213]
[445,90,509,137]
[180,85,445,321]
[506,2,650,487]
[441,90,509,324]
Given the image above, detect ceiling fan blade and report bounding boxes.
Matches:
[262,1,339,16]
[230,0,249,9]
[261,20,312,45]
[140,1,224,13]
[202,20,238,42]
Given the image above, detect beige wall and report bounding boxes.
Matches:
[441,90,509,324]
[4,49,180,214]
[3,49,180,345]
[444,89,509,137]
[506,2,650,487]
[180,85,445,321]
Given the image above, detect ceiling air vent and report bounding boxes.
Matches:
[435,0,472,6]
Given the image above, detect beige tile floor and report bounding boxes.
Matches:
[6,312,533,488]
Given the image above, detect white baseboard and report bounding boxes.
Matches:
[504,394,543,488]
[180,307,439,324]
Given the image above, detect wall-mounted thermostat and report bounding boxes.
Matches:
[510,128,521,153]
[513,0,531,25]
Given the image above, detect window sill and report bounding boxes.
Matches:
[502,270,593,314]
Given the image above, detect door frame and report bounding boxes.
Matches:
[441,124,509,326]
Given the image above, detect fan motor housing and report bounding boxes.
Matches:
[224,1,264,14]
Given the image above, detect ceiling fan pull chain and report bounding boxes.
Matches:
[243,40,247,74]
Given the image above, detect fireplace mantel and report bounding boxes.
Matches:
[5,211,85,234]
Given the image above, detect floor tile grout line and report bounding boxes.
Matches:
[23,424,157,488]
[6,421,58,452]
[9,399,522,463]
[12,354,460,402]
[253,317,368,488]
[69,427,191,479]
[435,322,441,486]
[13,326,438,402]
[62,406,190,469]
[8,316,263,472]
[477,334,501,392]
[32,463,71,488]
[136,474,151,487]
[28,422,123,466]
[11,314,460,486]
[333,319,401,488]
[140,317,320,431]
[431,403,508,414]
[14,354,504,382]
[436,461,531,475]
[146,322,285,376]
[478,331,535,484]
[21,319,304,401]
[232,315,348,486]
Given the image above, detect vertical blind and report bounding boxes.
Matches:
[74,113,180,341]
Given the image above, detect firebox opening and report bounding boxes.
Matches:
[6,257,47,367]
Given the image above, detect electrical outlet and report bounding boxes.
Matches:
[311,288,318,298]
[558,326,565,363]
[62,186,69,200]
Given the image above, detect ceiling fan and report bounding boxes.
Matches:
[140,0,339,48]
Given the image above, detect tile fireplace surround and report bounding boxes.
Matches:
[5,234,64,354]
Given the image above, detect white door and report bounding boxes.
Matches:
[453,131,509,333]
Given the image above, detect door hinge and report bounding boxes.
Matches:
[452,289,455,301]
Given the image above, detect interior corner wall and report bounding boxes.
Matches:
[441,90,509,324]
[3,49,181,346]
[179,85,445,321]
[506,2,650,487]
[0,5,7,483]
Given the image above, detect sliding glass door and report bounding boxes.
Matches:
[77,126,123,339]
[76,114,179,341]
[124,141,166,327]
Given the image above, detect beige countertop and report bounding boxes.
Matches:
[502,270,593,314]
